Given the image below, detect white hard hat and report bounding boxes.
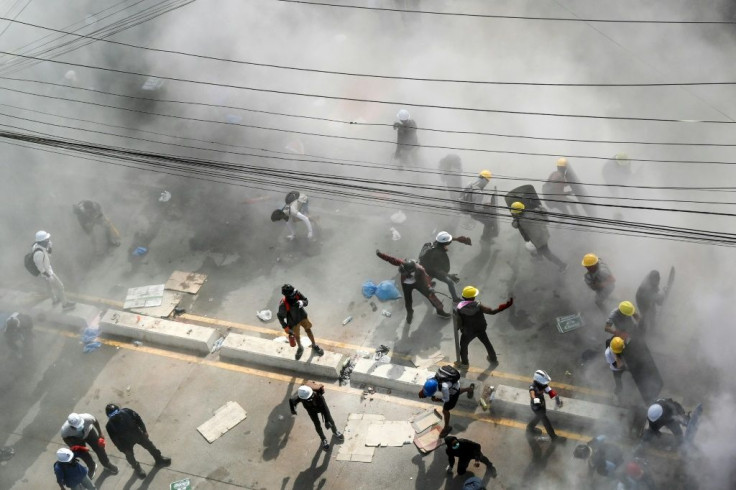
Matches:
[647,403,663,422]
[64,70,78,82]
[297,386,313,400]
[435,231,452,244]
[533,370,551,386]
[56,448,74,463]
[397,109,410,122]
[67,413,84,429]
[35,230,51,242]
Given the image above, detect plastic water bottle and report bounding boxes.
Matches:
[342,316,353,326]
[381,310,392,317]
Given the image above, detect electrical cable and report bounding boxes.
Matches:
[1,49,734,124]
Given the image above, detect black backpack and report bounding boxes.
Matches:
[24,249,41,277]
[435,365,461,385]
[418,242,433,265]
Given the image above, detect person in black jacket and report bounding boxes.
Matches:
[277,284,324,360]
[419,231,472,303]
[104,404,170,479]
[444,436,497,477]
[455,286,512,367]
[290,383,343,451]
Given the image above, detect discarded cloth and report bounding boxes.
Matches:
[375,280,401,301]
[362,281,378,298]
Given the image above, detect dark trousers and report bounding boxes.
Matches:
[434,275,459,301]
[85,433,111,466]
[527,410,556,438]
[121,436,163,467]
[459,329,497,364]
[536,244,565,268]
[401,282,444,314]
[457,454,493,475]
[76,449,96,475]
[612,369,624,395]
[307,408,337,440]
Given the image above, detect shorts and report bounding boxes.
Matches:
[292,318,313,336]
[443,391,460,411]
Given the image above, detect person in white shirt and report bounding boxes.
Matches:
[270,191,313,240]
[32,230,75,310]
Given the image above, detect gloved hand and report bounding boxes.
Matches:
[448,273,460,283]
[556,397,564,408]
[97,437,106,448]
[524,241,537,253]
[533,397,541,406]
[297,300,305,308]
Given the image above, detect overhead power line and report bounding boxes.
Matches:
[275,0,736,25]
[1,16,735,87]
[0,50,734,125]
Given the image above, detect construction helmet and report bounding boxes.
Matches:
[56,448,74,463]
[282,284,296,297]
[510,202,525,215]
[647,403,663,422]
[556,157,568,167]
[435,231,453,244]
[479,170,492,180]
[462,286,479,299]
[618,301,635,316]
[105,404,120,416]
[67,413,84,429]
[533,370,551,386]
[581,253,599,267]
[397,109,410,122]
[610,337,625,354]
[297,385,314,400]
[614,153,631,167]
[423,378,438,397]
[35,230,51,242]
[399,260,417,274]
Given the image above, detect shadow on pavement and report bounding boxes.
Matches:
[262,380,296,461]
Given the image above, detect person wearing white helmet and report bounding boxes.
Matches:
[527,370,566,443]
[289,382,343,451]
[30,230,75,310]
[53,447,96,489]
[418,231,472,302]
[393,109,419,165]
[645,398,689,444]
[60,413,118,475]
[270,190,313,240]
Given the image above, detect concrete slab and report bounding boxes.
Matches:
[29,299,101,331]
[351,359,434,394]
[197,401,247,443]
[99,309,218,353]
[219,332,344,378]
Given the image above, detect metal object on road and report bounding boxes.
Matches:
[342,316,353,326]
[556,313,583,334]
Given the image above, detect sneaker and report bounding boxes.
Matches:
[295,346,304,360]
[445,464,453,475]
[406,310,413,324]
[436,310,451,319]
[335,432,344,441]
[322,439,330,451]
[487,356,499,365]
[104,463,119,475]
[454,361,469,368]
[62,302,76,311]
[155,456,171,467]
[488,465,498,478]
[325,421,332,430]
[133,465,146,479]
[467,383,475,399]
[312,344,324,356]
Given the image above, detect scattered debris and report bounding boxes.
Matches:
[381,309,392,317]
[410,409,443,434]
[133,341,143,347]
[362,281,377,298]
[173,307,186,316]
[390,211,407,224]
[256,310,272,322]
[336,413,384,463]
[390,227,401,241]
[374,345,390,361]
[158,190,171,202]
[556,313,583,334]
[124,284,165,309]
[165,271,207,294]
[197,401,247,444]
[414,426,443,454]
[342,316,353,326]
[83,342,101,353]
[0,446,15,462]
[369,301,377,312]
[132,246,148,257]
[375,280,401,301]
[356,350,371,359]
[339,358,356,386]
[210,337,225,353]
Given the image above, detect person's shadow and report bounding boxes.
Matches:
[262,380,296,461]
[281,446,330,490]
[521,430,558,485]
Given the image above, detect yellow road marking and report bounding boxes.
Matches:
[71,293,609,398]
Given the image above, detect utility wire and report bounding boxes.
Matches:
[275,0,736,25]
[0,50,733,125]
[6,75,736,148]
[2,16,736,87]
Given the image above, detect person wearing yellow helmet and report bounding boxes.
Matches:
[604,301,640,339]
[510,202,567,272]
[454,286,513,367]
[541,158,576,215]
[604,337,627,396]
[459,170,498,247]
[582,253,616,308]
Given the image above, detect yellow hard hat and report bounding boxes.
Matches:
[510,201,525,214]
[556,157,568,167]
[581,253,599,267]
[462,286,479,299]
[618,301,636,316]
[479,170,492,180]
[610,336,625,354]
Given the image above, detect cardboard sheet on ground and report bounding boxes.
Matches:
[197,401,247,443]
[124,284,165,309]
[129,290,182,318]
[165,271,208,294]
[364,421,414,447]
[414,426,443,454]
[410,409,442,434]
[556,313,583,334]
[336,413,384,463]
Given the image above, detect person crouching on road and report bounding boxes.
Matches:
[376,250,451,324]
[509,202,567,272]
[290,382,343,451]
[444,435,498,478]
[277,284,324,360]
[454,286,513,368]
[527,370,566,443]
